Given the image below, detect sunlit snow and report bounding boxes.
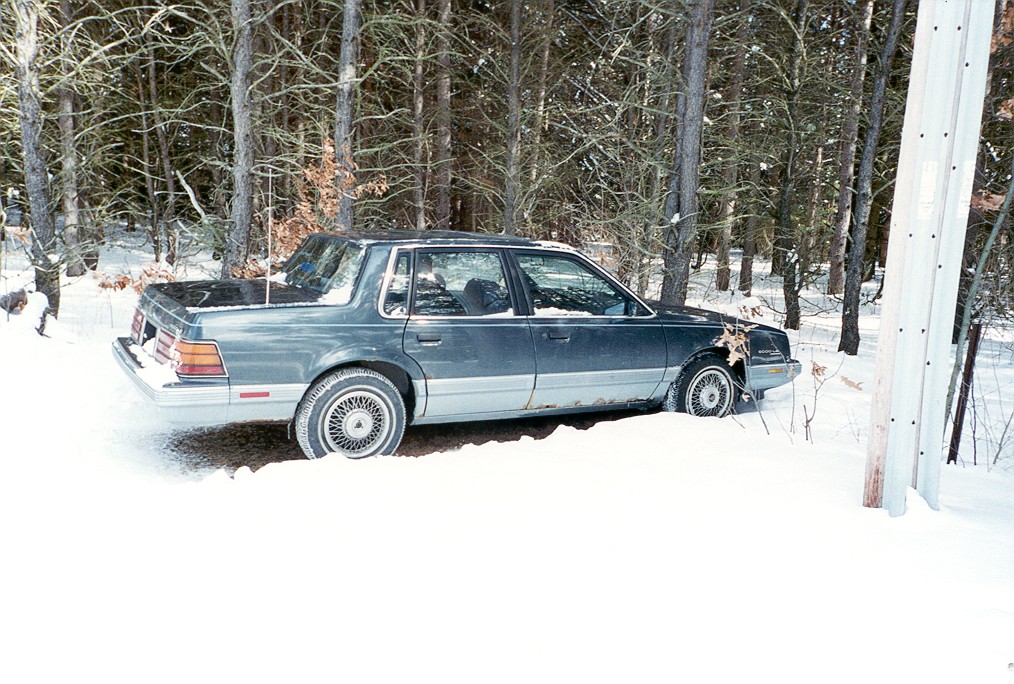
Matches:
[0,231,1012,683]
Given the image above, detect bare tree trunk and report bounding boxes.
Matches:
[133,66,161,261]
[776,0,809,330]
[503,0,522,235]
[59,0,85,277]
[738,162,762,295]
[413,0,427,231]
[528,0,553,189]
[640,5,680,295]
[146,41,178,265]
[225,0,255,277]
[660,0,715,305]
[334,0,361,231]
[799,143,825,279]
[434,0,452,230]
[13,0,60,317]
[839,0,907,355]
[715,4,749,292]
[946,153,1014,419]
[827,0,873,295]
[952,0,1009,343]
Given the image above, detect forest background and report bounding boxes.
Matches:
[1,0,1013,360]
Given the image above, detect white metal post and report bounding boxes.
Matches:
[865,0,994,516]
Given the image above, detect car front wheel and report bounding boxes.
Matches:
[295,368,406,459]
[664,354,737,418]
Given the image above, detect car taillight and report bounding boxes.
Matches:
[131,308,145,343]
[154,330,176,363]
[170,340,227,377]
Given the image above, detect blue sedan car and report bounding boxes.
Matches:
[114,231,800,458]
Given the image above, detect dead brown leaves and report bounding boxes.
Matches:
[96,264,175,293]
[97,273,134,291]
[992,0,1014,53]
[841,376,864,391]
[5,227,31,245]
[715,323,757,366]
[739,302,763,320]
[997,97,1014,120]
[971,192,1006,212]
[251,138,389,281]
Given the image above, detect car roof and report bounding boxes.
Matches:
[313,229,546,248]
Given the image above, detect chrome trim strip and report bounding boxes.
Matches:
[377,247,409,320]
[533,367,666,393]
[426,374,534,395]
[374,242,658,320]
[515,245,658,319]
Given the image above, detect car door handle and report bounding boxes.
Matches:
[416,333,442,345]
[546,331,570,342]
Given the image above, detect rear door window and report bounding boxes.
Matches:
[412,251,513,317]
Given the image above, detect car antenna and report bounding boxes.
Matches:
[265,171,272,306]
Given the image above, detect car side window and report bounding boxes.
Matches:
[382,252,412,316]
[412,251,512,317]
[516,253,642,317]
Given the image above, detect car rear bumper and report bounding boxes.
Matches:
[113,336,230,424]
[113,337,307,425]
[745,359,802,392]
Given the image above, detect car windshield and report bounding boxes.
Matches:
[281,236,366,302]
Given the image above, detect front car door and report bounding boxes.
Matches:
[398,248,537,419]
[512,250,667,409]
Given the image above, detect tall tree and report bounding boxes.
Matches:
[951,0,1012,342]
[58,0,84,277]
[715,3,750,293]
[144,31,178,265]
[738,160,763,295]
[660,0,715,305]
[225,0,254,276]
[434,0,452,230]
[776,0,810,330]
[412,0,427,231]
[334,0,361,231]
[502,0,522,235]
[12,0,60,316]
[827,0,874,295]
[839,0,907,354]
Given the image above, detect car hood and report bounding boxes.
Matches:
[649,301,728,326]
[650,301,786,337]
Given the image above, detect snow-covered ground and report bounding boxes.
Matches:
[1,232,1012,683]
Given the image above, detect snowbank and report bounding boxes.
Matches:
[0,235,1011,683]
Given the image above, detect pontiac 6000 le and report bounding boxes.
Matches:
[114,231,800,459]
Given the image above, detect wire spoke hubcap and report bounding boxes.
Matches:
[688,368,732,417]
[322,390,391,456]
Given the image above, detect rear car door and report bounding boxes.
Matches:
[400,248,537,418]
[512,250,667,409]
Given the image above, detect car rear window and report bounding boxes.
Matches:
[282,236,366,303]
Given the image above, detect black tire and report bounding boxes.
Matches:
[295,368,406,459]
[663,354,737,418]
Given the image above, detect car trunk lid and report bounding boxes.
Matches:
[131,279,321,360]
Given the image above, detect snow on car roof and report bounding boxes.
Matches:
[311,229,542,247]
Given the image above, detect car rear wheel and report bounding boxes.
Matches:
[295,368,406,459]
[664,354,737,418]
